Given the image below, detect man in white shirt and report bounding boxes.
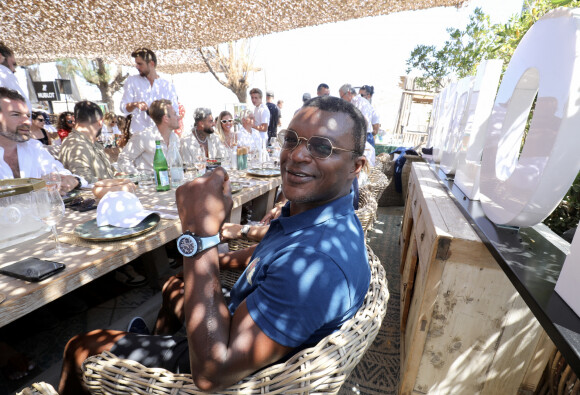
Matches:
[180,108,225,165]
[0,87,82,193]
[250,87,270,143]
[359,85,381,143]
[339,84,374,148]
[0,43,31,111]
[120,48,179,134]
[117,99,181,174]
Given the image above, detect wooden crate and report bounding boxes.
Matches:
[399,162,555,395]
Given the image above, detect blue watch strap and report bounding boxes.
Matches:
[200,233,221,251]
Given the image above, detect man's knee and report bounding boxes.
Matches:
[64,330,123,363]
[162,275,184,301]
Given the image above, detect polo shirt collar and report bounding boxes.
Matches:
[275,191,355,235]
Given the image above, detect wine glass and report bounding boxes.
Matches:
[33,188,68,257]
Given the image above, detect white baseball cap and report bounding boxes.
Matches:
[97,191,159,228]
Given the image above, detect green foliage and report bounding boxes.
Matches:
[406,1,578,91]
[405,8,495,90]
[544,173,580,236]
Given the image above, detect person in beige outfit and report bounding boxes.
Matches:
[59,101,115,184]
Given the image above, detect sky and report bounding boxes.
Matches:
[171,0,524,132]
[30,0,524,132]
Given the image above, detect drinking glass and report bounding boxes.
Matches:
[183,159,197,181]
[42,165,62,194]
[139,170,155,189]
[33,188,68,257]
[194,154,206,176]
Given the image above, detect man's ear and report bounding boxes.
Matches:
[350,155,366,174]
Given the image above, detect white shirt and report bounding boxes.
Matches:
[371,107,380,126]
[120,75,179,134]
[254,103,270,141]
[100,125,121,144]
[180,131,226,165]
[0,139,85,185]
[117,126,180,174]
[351,95,374,135]
[0,64,31,111]
[238,128,262,153]
[363,141,376,167]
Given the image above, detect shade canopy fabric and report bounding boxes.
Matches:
[1,0,466,73]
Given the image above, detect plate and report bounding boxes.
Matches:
[73,214,160,241]
[62,190,81,203]
[246,168,281,177]
[231,182,243,194]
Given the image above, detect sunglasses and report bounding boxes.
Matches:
[65,196,96,212]
[34,118,45,122]
[66,120,74,124]
[279,129,359,159]
[220,119,233,124]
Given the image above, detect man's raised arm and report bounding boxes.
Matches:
[175,169,291,391]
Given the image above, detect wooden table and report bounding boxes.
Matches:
[0,173,281,328]
[399,162,553,394]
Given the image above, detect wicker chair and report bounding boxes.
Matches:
[16,382,59,395]
[366,167,390,201]
[218,238,258,289]
[356,186,378,234]
[81,246,389,395]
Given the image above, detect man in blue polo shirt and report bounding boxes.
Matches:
[58,96,370,394]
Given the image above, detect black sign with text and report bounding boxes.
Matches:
[32,81,60,101]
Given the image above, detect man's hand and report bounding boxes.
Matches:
[220,223,242,241]
[60,175,79,194]
[176,167,233,236]
[260,205,282,225]
[126,101,149,112]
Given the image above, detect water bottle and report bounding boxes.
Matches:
[153,140,170,191]
[167,141,184,188]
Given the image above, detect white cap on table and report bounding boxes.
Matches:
[97,191,158,228]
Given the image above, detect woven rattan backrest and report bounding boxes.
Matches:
[82,245,389,394]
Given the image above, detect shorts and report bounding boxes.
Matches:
[110,333,191,373]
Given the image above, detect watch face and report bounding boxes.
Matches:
[178,234,198,256]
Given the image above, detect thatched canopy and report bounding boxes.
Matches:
[1,0,467,74]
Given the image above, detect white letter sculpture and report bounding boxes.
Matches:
[480,8,580,226]
[431,82,457,163]
[454,59,503,199]
[439,76,473,175]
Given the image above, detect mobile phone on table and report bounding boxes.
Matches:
[0,257,65,282]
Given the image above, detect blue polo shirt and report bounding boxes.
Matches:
[228,192,370,347]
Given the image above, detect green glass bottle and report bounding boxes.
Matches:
[153,140,170,191]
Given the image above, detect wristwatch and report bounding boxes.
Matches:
[176,231,221,257]
[240,224,251,240]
